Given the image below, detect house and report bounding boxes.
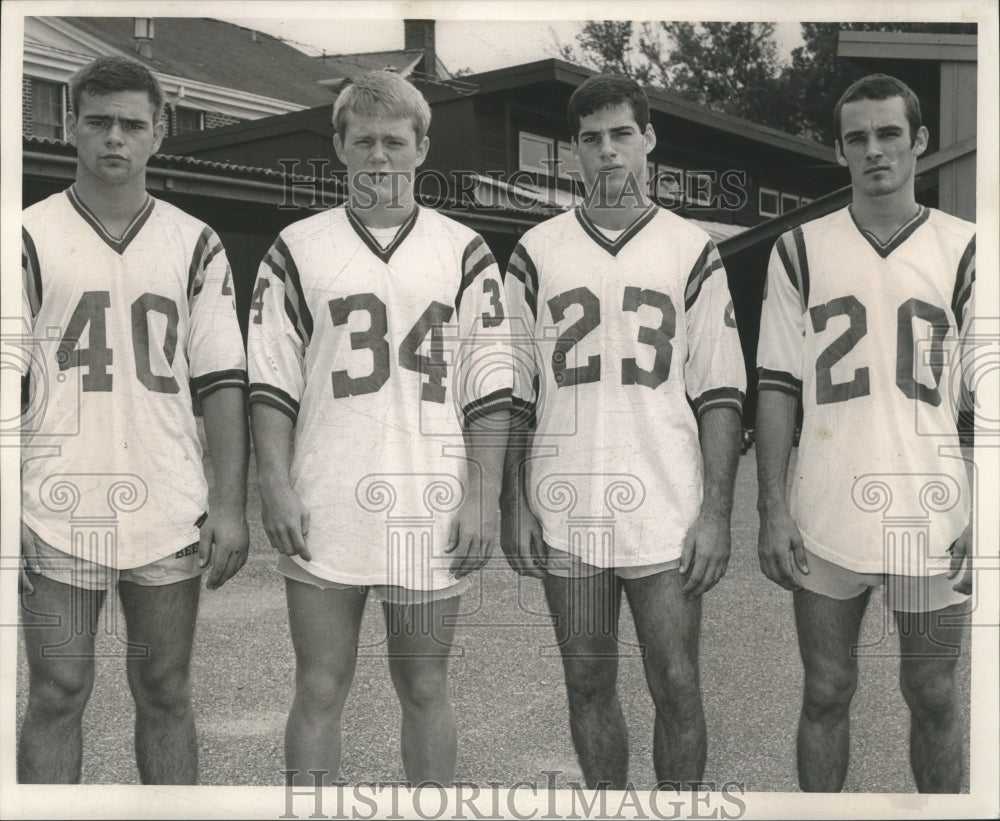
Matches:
[22,16,450,140]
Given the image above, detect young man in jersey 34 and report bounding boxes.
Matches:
[756,74,975,792]
[500,74,745,789]
[248,70,512,786]
[18,56,250,784]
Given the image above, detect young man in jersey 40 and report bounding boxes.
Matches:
[500,75,745,789]
[248,70,512,786]
[19,56,250,784]
[756,74,975,792]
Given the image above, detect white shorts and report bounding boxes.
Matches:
[276,554,470,605]
[793,547,969,613]
[543,544,681,580]
[26,526,202,591]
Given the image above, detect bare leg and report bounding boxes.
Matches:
[543,570,626,789]
[895,600,967,793]
[18,574,105,783]
[624,569,706,787]
[119,576,201,784]
[384,594,461,784]
[793,588,870,792]
[283,579,368,785]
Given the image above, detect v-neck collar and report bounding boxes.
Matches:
[575,204,657,257]
[346,204,420,263]
[67,185,154,255]
[849,204,929,259]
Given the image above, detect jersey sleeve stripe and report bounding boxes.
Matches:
[264,237,314,345]
[684,240,725,311]
[756,367,802,397]
[187,226,214,301]
[506,243,539,319]
[456,236,498,312]
[22,227,42,317]
[248,382,300,422]
[462,387,514,427]
[952,235,975,328]
[792,226,810,308]
[192,369,249,400]
[691,386,745,416]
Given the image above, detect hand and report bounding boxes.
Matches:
[445,490,499,578]
[499,492,546,578]
[20,521,41,595]
[198,502,250,590]
[680,511,731,596]
[260,479,311,562]
[757,505,808,591]
[946,522,973,595]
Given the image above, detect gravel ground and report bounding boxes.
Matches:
[14,440,972,797]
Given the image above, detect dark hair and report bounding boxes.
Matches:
[833,73,922,148]
[70,56,164,120]
[567,74,650,137]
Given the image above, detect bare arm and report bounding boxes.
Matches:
[199,386,250,589]
[447,409,510,577]
[499,422,546,578]
[680,405,742,596]
[754,388,808,590]
[250,403,310,561]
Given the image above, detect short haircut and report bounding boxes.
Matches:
[833,73,922,147]
[567,74,650,138]
[332,70,432,141]
[70,56,164,120]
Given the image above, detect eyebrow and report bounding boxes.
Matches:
[579,125,636,138]
[82,114,148,126]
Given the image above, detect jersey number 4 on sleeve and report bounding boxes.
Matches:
[548,285,676,390]
[57,290,180,393]
[810,295,950,406]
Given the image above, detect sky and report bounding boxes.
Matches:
[223,17,806,76]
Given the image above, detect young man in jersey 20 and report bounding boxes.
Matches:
[756,73,975,792]
[248,70,512,785]
[501,74,745,789]
[18,56,250,784]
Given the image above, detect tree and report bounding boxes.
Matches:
[558,21,788,127]
[556,20,977,144]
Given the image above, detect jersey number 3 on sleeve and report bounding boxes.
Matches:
[57,289,181,393]
[810,295,950,406]
[548,285,676,390]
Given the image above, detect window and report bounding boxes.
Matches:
[781,193,800,214]
[174,107,204,136]
[687,172,713,207]
[519,131,554,175]
[557,140,582,181]
[652,165,684,205]
[759,187,780,218]
[31,78,65,140]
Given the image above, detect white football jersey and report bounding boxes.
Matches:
[757,206,975,575]
[505,205,746,567]
[21,187,247,569]
[247,205,513,590]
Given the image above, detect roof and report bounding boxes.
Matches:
[59,17,339,108]
[313,49,451,85]
[838,31,977,63]
[455,59,835,163]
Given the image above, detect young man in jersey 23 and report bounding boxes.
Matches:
[18,56,250,784]
[501,74,745,789]
[755,73,975,792]
[248,71,512,785]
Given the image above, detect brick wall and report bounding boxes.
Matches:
[204,111,242,129]
[22,76,33,136]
